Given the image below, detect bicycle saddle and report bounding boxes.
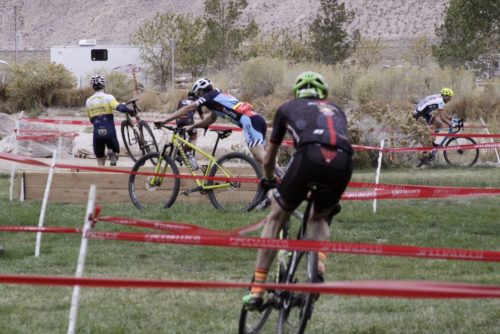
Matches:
[211,129,232,139]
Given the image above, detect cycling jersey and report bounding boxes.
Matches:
[271,98,353,213]
[176,98,202,128]
[195,90,266,147]
[86,91,120,158]
[414,94,445,124]
[270,98,353,155]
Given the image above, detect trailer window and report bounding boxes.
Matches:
[91,49,108,61]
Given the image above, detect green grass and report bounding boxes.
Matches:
[0,168,499,334]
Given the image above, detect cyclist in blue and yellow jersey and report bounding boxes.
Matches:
[413,87,454,131]
[160,78,267,165]
[242,71,353,309]
[86,74,132,166]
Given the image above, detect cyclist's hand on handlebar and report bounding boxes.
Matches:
[259,177,278,191]
[153,121,165,129]
[451,117,462,128]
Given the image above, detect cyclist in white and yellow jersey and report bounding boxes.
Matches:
[86,75,132,166]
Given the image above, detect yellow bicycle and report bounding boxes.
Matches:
[128,123,263,212]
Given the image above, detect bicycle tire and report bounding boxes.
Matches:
[128,152,180,209]
[207,152,263,212]
[443,137,479,167]
[121,120,159,162]
[276,250,318,334]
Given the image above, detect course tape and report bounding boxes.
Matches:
[432,133,500,138]
[97,216,264,236]
[0,274,498,298]
[87,231,500,262]
[2,151,499,200]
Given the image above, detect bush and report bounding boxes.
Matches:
[238,57,285,99]
[6,63,75,113]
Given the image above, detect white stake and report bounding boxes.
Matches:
[373,139,385,213]
[480,118,500,165]
[34,149,58,257]
[67,185,96,334]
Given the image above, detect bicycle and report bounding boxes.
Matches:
[120,98,159,162]
[128,123,264,212]
[239,183,331,334]
[417,119,479,167]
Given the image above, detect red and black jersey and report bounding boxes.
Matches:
[270,98,353,154]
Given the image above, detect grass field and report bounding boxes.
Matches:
[0,167,499,334]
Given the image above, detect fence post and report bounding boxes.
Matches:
[480,118,500,165]
[34,148,58,257]
[67,185,96,334]
[8,111,23,201]
[373,139,385,213]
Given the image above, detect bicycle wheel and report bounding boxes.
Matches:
[443,137,479,167]
[207,152,263,212]
[128,152,180,209]
[121,120,159,162]
[276,250,318,334]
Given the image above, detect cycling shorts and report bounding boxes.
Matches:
[273,144,353,214]
[176,117,197,137]
[93,125,120,158]
[240,114,266,148]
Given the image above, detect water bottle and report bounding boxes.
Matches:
[186,151,199,170]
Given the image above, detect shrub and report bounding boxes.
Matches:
[238,57,285,99]
[6,63,75,112]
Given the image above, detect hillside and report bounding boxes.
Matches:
[0,0,449,50]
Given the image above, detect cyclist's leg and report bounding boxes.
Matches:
[243,200,291,307]
[93,134,106,166]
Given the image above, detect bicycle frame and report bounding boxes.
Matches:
[149,130,234,192]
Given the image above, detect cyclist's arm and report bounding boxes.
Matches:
[437,108,452,127]
[116,103,131,113]
[190,111,216,129]
[163,102,200,123]
[263,142,280,180]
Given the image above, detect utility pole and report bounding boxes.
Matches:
[14,5,18,65]
[170,38,176,93]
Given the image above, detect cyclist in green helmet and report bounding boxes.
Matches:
[242,71,353,309]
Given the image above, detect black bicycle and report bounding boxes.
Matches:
[239,184,332,334]
[121,98,159,162]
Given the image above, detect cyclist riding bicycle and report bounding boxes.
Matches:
[242,71,354,309]
[176,90,204,143]
[414,87,455,132]
[159,78,267,165]
[86,74,132,166]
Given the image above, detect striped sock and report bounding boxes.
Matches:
[251,267,268,295]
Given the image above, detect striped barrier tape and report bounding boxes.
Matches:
[0,274,498,298]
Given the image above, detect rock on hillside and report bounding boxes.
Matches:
[0,0,448,50]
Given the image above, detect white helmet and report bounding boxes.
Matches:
[90,74,106,90]
[191,78,213,95]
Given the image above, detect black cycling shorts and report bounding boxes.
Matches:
[273,144,353,215]
[93,125,120,158]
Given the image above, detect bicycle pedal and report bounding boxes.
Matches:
[181,186,203,196]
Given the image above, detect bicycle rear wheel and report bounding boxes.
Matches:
[128,152,180,209]
[444,137,479,167]
[121,120,158,162]
[207,152,263,212]
[276,250,318,334]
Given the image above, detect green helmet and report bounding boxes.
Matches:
[293,71,328,99]
[441,87,454,97]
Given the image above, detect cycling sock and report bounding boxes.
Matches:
[250,267,268,295]
[318,251,327,274]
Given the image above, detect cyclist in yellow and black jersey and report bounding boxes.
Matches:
[86,74,132,166]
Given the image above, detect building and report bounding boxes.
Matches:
[50,40,147,87]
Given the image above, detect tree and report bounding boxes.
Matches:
[203,0,259,70]
[309,0,360,65]
[433,0,499,68]
[407,36,433,68]
[132,13,206,91]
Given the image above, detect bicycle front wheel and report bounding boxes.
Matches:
[128,152,180,209]
[444,137,479,167]
[121,120,158,162]
[207,152,263,212]
[139,121,159,155]
[276,250,318,334]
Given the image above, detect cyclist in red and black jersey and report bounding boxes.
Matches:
[243,71,353,308]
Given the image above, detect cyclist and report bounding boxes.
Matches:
[159,78,267,165]
[242,71,353,309]
[86,74,132,166]
[414,87,455,133]
[176,90,204,145]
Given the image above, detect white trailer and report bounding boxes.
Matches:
[50,40,147,87]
